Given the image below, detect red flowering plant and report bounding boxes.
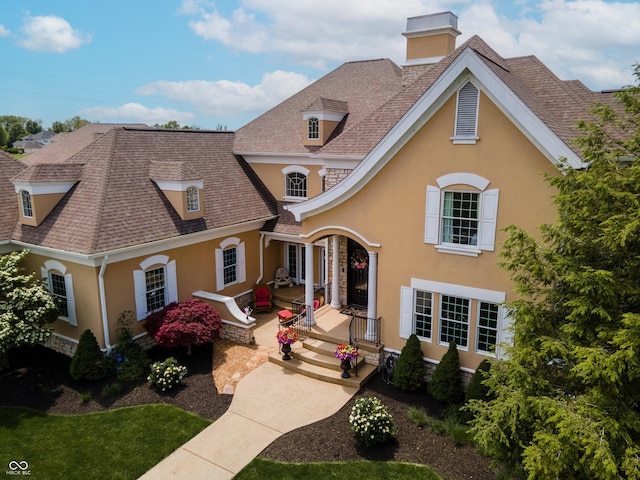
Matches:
[276,328,298,345]
[350,254,368,270]
[335,343,358,361]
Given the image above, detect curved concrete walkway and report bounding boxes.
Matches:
[139,361,357,479]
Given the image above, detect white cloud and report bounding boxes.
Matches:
[18,15,92,53]
[135,70,311,118]
[182,0,638,90]
[78,103,195,126]
[0,25,10,37]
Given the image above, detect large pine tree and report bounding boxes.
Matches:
[468,65,640,479]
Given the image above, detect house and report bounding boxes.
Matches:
[3,127,276,354]
[1,12,623,377]
[13,131,57,154]
[236,11,621,374]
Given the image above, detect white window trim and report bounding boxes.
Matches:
[215,237,246,291]
[400,279,508,356]
[133,255,178,321]
[20,190,33,218]
[41,260,77,326]
[451,80,480,144]
[282,165,310,201]
[476,301,501,357]
[425,173,499,256]
[186,185,200,213]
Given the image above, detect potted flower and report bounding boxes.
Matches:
[276,328,298,360]
[335,343,358,378]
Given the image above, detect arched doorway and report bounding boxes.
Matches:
[347,238,368,307]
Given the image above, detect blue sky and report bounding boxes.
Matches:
[1,0,638,131]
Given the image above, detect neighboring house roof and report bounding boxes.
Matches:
[12,128,277,255]
[22,123,148,166]
[288,35,620,222]
[234,59,403,155]
[0,150,26,240]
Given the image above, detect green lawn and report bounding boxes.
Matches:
[0,404,211,480]
[234,458,442,480]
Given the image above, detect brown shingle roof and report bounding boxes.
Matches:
[303,97,349,114]
[12,163,84,182]
[0,151,26,240]
[234,59,402,154]
[12,128,276,254]
[149,161,202,182]
[22,123,149,166]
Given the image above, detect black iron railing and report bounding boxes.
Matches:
[348,313,381,378]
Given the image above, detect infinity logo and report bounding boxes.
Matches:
[8,461,29,471]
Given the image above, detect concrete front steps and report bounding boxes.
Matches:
[269,332,378,389]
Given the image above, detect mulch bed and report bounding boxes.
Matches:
[0,344,496,480]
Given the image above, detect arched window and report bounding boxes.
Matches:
[215,237,246,291]
[307,117,319,140]
[41,260,77,326]
[133,255,178,320]
[286,172,307,198]
[186,186,200,212]
[21,190,33,218]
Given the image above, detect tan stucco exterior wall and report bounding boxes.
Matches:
[300,91,560,370]
[249,163,324,200]
[17,192,66,227]
[406,34,456,60]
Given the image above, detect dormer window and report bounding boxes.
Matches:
[307,117,319,140]
[20,190,33,218]
[186,186,200,212]
[452,81,479,144]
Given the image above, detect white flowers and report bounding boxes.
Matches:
[148,357,188,392]
[348,396,396,446]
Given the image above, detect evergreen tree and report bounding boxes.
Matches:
[392,333,425,392]
[70,329,109,381]
[468,65,640,479]
[465,358,491,402]
[428,341,464,404]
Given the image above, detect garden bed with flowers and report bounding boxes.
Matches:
[1,343,494,480]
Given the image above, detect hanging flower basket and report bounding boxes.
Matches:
[350,254,368,270]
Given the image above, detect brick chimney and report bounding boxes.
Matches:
[402,12,460,85]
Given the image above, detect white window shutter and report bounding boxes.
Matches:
[455,81,479,137]
[237,242,246,284]
[133,269,147,321]
[478,189,499,251]
[166,260,178,304]
[399,286,414,339]
[64,273,77,326]
[424,185,441,244]
[497,308,513,359]
[215,248,224,291]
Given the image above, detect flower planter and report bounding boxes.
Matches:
[281,342,292,361]
[340,359,351,378]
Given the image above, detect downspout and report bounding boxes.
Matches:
[98,255,112,353]
[256,232,265,284]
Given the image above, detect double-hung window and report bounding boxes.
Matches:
[477,302,499,354]
[215,237,246,291]
[133,255,178,320]
[414,290,433,340]
[145,266,167,313]
[41,260,77,326]
[439,295,470,347]
[425,173,499,256]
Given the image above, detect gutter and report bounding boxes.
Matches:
[98,255,112,353]
[256,232,265,284]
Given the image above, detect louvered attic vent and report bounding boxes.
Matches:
[452,81,479,144]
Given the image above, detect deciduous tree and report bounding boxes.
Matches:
[468,65,640,479]
[0,250,58,369]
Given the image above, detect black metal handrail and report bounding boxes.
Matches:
[349,314,382,378]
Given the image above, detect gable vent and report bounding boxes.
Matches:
[454,81,479,137]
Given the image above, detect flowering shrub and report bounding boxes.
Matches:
[335,343,358,361]
[147,357,188,392]
[144,299,222,354]
[276,328,298,344]
[349,396,396,446]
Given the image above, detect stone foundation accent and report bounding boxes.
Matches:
[362,349,382,368]
[380,351,473,388]
[43,334,78,357]
[324,168,352,190]
[221,323,255,345]
[235,291,254,312]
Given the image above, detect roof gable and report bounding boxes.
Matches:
[289,37,604,222]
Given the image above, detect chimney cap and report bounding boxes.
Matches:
[403,11,460,37]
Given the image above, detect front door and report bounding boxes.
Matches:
[347,239,368,307]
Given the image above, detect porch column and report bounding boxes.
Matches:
[366,251,378,342]
[305,242,315,326]
[330,235,342,309]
